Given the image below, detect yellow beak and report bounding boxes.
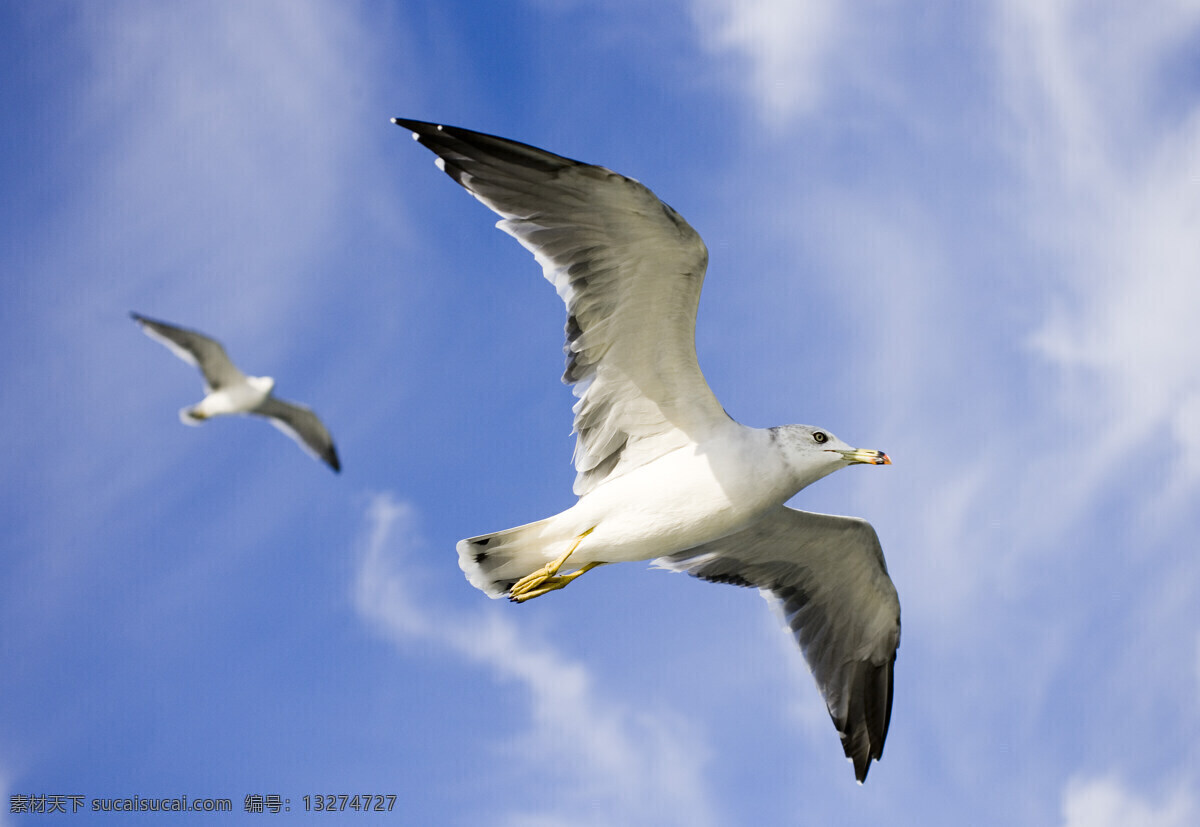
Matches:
[836,448,891,465]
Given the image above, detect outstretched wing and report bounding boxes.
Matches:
[131,312,245,391]
[256,396,341,473]
[395,119,730,495]
[657,506,900,783]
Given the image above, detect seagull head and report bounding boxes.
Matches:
[772,425,891,489]
[249,375,276,395]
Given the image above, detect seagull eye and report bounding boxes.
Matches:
[813,431,828,444]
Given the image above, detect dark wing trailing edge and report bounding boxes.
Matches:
[657,506,901,783]
[393,118,729,496]
[256,397,341,473]
[130,311,245,391]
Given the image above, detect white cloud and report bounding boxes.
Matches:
[1061,774,1197,827]
[991,0,1200,780]
[997,1,1200,509]
[65,1,382,340]
[353,494,716,827]
[689,0,840,123]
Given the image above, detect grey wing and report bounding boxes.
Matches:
[656,506,900,783]
[395,119,730,495]
[130,312,246,391]
[255,396,341,472]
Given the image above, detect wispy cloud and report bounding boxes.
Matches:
[688,0,840,124]
[0,0,395,636]
[1060,774,1197,827]
[353,494,717,827]
[1193,633,1200,718]
[60,1,387,341]
[997,1,1200,511]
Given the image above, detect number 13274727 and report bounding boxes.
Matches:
[302,794,397,812]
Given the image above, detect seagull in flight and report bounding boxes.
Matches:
[131,312,340,473]
[394,118,898,782]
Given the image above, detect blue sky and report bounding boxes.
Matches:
[3,1,1199,824]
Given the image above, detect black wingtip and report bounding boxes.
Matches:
[325,447,341,473]
[854,758,869,784]
[130,311,170,328]
[391,117,436,135]
[838,657,894,784]
[392,117,581,177]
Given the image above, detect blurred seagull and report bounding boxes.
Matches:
[131,312,340,473]
[395,119,898,781]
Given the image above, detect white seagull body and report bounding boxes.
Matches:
[131,312,341,472]
[395,119,899,782]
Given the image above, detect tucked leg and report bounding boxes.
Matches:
[510,561,605,603]
[508,528,595,602]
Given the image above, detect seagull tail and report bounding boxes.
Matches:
[178,406,205,426]
[457,518,558,598]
